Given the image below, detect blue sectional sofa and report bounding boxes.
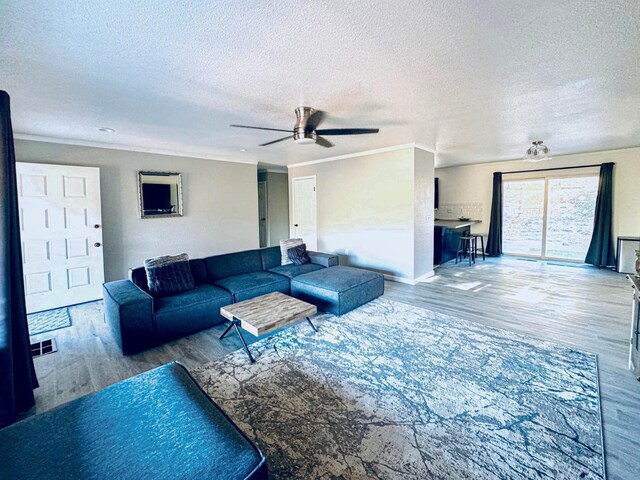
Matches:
[0,362,267,480]
[103,246,383,355]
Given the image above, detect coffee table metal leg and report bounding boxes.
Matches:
[306,316,318,332]
[233,320,255,363]
[219,321,234,340]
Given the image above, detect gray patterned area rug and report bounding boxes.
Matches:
[27,307,72,336]
[193,298,605,479]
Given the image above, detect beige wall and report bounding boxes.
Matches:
[288,147,434,282]
[16,140,259,281]
[265,172,289,246]
[435,147,640,247]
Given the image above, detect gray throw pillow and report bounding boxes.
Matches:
[287,243,310,265]
[280,238,304,265]
[144,253,195,297]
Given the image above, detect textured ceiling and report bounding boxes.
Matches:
[2,0,639,167]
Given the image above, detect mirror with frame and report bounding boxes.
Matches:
[137,171,183,218]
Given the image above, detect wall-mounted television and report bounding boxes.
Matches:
[142,183,172,212]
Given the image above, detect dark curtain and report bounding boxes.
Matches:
[585,163,616,267]
[0,91,38,428]
[486,172,503,256]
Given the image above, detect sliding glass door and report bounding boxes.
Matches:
[503,180,545,256]
[545,176,598,260]
[503,175,598,261]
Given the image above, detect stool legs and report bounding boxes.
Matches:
[468,237,476,265]
[456,237,476,265]
[456,238,466,264]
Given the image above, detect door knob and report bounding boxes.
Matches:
[94,242,102,247]
[294,224,299,227]
[94,224,100,228]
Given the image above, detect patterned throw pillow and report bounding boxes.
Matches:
[287,243,310,265]
[280,238,304,265]
[144,253,195,297]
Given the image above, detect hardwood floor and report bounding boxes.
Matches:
[30,257,639,479]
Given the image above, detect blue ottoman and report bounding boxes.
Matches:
[0,363,267,480]
[291,265,384,316]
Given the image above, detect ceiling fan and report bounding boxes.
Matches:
[230,106,380,148]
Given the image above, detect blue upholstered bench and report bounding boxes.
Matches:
[291,265,384,316]
[0,363,267,480]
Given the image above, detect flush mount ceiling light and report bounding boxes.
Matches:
[523,140,552,162]
[98,127,115,133]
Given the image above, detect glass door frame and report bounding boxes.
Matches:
[502,171,599,262]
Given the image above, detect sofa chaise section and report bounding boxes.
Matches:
[291,265,384,316]
[0,362,267,480]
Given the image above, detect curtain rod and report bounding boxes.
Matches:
[502,163,610,175]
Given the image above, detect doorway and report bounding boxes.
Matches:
[291,176,317,251]
[258,181,268,248]
[17,162,105,313]
[503,174,599,261]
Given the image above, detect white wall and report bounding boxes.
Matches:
[15,140,259,281]
[288,147,434,283]
[435,147,640,245]
[414,148,435,279]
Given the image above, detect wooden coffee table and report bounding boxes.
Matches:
[219,292,318,363]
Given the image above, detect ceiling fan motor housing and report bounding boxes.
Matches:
[294,106,317,144]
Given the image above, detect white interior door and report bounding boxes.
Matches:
[17,162,104,313]
[258,181,268,247]
[291,176,317,251]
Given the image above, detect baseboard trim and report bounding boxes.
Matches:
[414,270,435,283]
[383,270,435,285]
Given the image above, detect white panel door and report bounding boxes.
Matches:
[291,176,317,251]
[17,162,104,313]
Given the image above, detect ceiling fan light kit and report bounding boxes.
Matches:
[523,140,552,162]
[230,106,380,148]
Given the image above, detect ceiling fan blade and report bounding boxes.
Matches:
[305,110,325,132]
[315,136,334,148]
[230,124,292,133]
[259,135,293,146]
[315,128,379,135]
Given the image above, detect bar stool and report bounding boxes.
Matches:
[469,234,486,261]
[456,235,476,265]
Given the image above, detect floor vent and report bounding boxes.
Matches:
[31,338,58,358]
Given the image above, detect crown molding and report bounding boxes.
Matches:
[436,145,640,170]
[13,133,259,166]
[413,143,437,154]
[287,142,436,169]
